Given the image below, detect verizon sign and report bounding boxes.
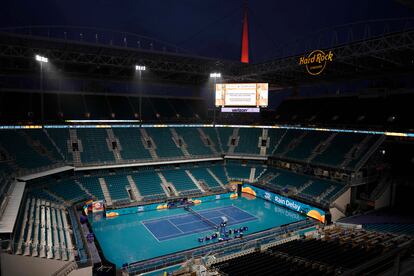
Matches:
[221,107,260,113]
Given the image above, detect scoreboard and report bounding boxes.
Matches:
[215,83,268,107]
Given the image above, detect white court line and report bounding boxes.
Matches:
[142,205,257,241]
[157,214,258,241]
[141,221,162,243]
[167,219,184,233]
[141,206,230,224]
[148,208,257,241]
[217,207,258,223]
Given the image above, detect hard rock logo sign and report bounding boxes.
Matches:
[299,50,334,76]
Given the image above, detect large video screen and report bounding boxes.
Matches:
[215,83,268,107]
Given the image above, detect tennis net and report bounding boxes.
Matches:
[185,206,218,229]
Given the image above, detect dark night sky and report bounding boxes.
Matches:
[1,0,413,62]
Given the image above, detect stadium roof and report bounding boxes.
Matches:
[0,25,413,87]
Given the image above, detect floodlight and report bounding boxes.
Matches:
[35,55,48,63]
[135,65,146,71]
[210,72,221,78]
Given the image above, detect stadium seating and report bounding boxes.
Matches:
[104,174,131,201]
[14,198,74,260]
[84,95,111,119]
[266,167,309,190]
[273,129,305,156]
[59,94,86,119]
[253,166,267,180]
[131,170,166,200]
[106,96,135,119]
[67,208,88,264]
[47,179,88,203]
[76,128,115,164]
[150,98,176,119]
[213,251,326,275]
[284,130,331,160]
[212,225,409,276]
[0,130,55,170]
[344,135,383,169]
[201,128,221,152]
[112,128,152,161]
[363,224,414,236]
[162,169,200,196]
[145,128,184,158]
[274,93,414,130]
[225,163,251,180]
[0,127,383,174]
[216,128,234,153]
[45,128,73,162]
[174,128,213,156]
[258,167,345,204]
[208,165,228,185]
[189,167,223,191]
[24,130,62,160]
[233,128,261,155]
[0,172,12,202]
[312,133,366,167]
[266,128,285,155]
[268,238,382,269]
[78,176,105,200]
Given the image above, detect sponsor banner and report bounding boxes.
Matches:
[242,184,325,223]
[103,192,237,217]
[299,49,334,76]
[92,200,105,213]
[221,107,260,113]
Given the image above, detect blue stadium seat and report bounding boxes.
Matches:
[145,128,183,158]
[234,128,261,155]
[104,174,131,201]
[190,167,223,191]
[113,128,152,161]
[76,128,115,164]
[174,128,213,156]
[131,171,166,198]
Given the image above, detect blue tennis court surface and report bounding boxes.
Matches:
[142,206,257,241]
[91,196,306,267]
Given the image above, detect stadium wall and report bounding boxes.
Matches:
[374,184,392,210]
[1,253,69,276]
[329,187,351,221]
[68,266,93,276]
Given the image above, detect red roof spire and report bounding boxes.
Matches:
[241,0,249,63]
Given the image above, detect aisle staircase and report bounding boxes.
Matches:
[68,129,82,165]
[198,128,219,154]
[207,168,226,189]
[170,128,191,157]
[259,129,268,156]
[227,128,240,154]
[185,170,206,193]
[106,129,123,162]
[157,172,179,196]
[307,133,337,163]
[249,168,256,182]
[139,128,158,160]
[98,178,113,206]
[127,175,143,201]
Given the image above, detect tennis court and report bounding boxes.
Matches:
[91,196,306,267]
[142,206,257,241]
